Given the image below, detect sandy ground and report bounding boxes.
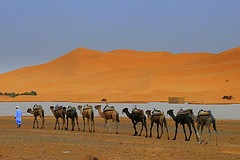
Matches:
[0,116,239,160]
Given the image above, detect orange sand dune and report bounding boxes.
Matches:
[0,47,239,103]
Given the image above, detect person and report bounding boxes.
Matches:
[15,106,22,128]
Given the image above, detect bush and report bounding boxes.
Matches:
[1,91,37,98]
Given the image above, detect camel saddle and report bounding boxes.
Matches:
[176,109,192,116]
[198,110,211,116]
[54,106,63,111]
[132,108,144,115]
[103,106,115,112]
[67,106,76,111]
[83,105,92,110]
[152,109,164,116]
[33,104,42,110]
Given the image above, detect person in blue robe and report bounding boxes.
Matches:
[15,106,22,128]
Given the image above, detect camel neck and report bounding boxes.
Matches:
[124,110,132,119]
[97,107,104,117]
[79,107,83,114]
[169,112,176,121]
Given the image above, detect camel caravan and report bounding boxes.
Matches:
[26,101,218,145]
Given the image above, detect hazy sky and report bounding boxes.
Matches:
[0,0,239,73]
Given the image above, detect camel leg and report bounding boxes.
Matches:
[186,123,192,141]
[191,122,199,141]
[76,117,80,131]
[197,123,203,143]
[35,117,39,129]
[205,126,212,144]
[58,120,61,129]
[62,118,65,130]
[83,118,86,132]
[71,118,75,131]
[159,123,164,139]
[138,123,144,136]
[65,118,69,130]
[173,123,178,140]
[107,121,112,134]
[92,119,95,132]
[41,117,45,129]
[182,124,188,141]
[149,122,154,138]
[213,120,218,145]
[156,123,160,139]
[115,121,119,134]
[33,118,36,129]
[87,118,90,132]
[102,120,107,133]
[133,121,138,136]
[200,125,204,142]
[54,119,57,129]
[164,118,170,140]
[144,123,148,137]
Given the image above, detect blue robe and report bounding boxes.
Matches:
[15,109,22,125]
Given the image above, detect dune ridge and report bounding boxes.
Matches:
[0,47,239,103]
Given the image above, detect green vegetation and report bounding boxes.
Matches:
[0,91,37,98]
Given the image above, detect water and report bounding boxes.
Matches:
[0,102,239,120]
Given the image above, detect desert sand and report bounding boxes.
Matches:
[0,47,239,103]
[0,116,239,159]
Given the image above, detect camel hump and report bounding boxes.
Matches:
[33,104,42,110]
[152,109,164,116]
[176,109,192,116]
[103,105,115,112]
[198,109,211,116]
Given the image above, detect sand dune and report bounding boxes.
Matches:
[0,47,239,103]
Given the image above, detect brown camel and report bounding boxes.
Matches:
[65,106,80,131]
[196,109,218,145]
[78,105,95,132]
[94,105,119,134]
[27,104,45,129]
[145,109,169,139]
[50,105,66,130]
[122,107,148,137]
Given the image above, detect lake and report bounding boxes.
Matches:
[0,102,239,120]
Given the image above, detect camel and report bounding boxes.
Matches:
[50,105,66,130]
[145,109,169,139]
[167,109,199,141]
[122,107,148,137]
[27,104,45,129]
[78,105,95,132]
[94,105,119,134]
[196,109,218,145]
[65,106,80,131]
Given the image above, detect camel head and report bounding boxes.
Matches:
[78,105,82,110]
[167,109,174,115]
[145,110,151,118]
[27,108,32,113]
[94,105,101,110]
[188,109,193,115]
[122,108,129,114]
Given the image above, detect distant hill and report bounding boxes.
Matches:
[0,47,239,103]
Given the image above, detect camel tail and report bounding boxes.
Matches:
[163,117,167,127]
[116,113,120,122]
[42,110,45,118]
[212,118,218,135]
